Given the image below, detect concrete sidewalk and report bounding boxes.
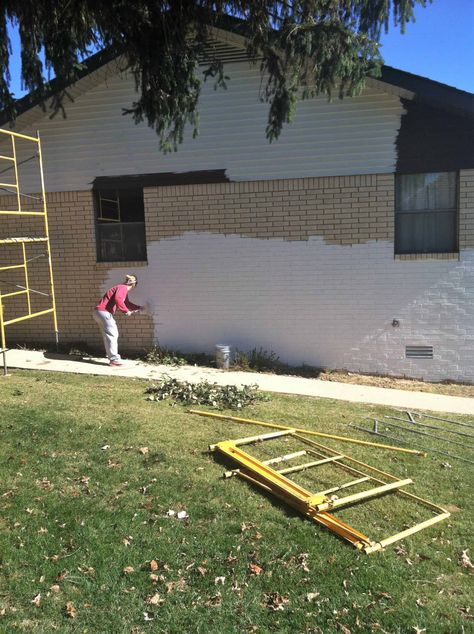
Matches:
[3,348,474,415]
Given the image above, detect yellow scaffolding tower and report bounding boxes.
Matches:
[0,128,58,374]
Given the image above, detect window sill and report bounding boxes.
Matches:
[394,253,459,261]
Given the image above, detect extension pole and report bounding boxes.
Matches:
[188,410,426,456]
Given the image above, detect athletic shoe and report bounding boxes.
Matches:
[109,361,123,367]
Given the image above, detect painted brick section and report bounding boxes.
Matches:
[2,170,474,382]
[144,174,395,245]
[0,191,154,353]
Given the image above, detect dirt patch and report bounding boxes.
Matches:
[318,370,474,399]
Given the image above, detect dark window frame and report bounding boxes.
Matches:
[394,171,459,255]
[93,187,147,263]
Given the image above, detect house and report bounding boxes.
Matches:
[1,27,473,382]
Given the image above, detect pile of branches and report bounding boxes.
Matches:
[145,376,267,409]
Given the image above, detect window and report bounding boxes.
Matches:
[94,187,147,262]
[395,172,458,254]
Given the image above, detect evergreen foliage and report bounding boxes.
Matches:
[1,1,429,151]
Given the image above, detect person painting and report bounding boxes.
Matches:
[93,274,143,366]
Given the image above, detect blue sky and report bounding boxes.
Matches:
[6,0,474,97]
[379,0,474,92]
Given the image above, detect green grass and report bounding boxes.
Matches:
[0,371,472,633]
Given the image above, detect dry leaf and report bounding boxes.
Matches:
[150,573,159,583]
[139,447,149,456]
[306,592,320,602]
[459,550,474,571]
[197,566,207,576]
[205,592,222,607]
[214,576,226,585]
[248,563,263,576]
[31,593,41,607]
[143,611,154,622]
[123,566,135,575]
[150,560,159,572]
[241,522,257,532]
[337,623,351,634]
[395,544,407,556]
[78,566,95,575]
[50,585,60,593]
[146,592,164,606]
[166,579,187,593]
[65,601,77,618]
[262,592,289,611]
[405,558,414,566]
[412,628,426,634]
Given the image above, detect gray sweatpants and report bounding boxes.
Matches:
[93,310,120,361]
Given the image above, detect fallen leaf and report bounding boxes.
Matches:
[78,566,95,575]
[205,592,222,607]
[150,574,159,583]
[262,592,289,611]
[123,566,135,575]
[31,593,41,607]
[459,550,474,571]
[101,445,110,450]
[395,544,408,557]
[412,627,426,634]
[214,576,226,585]
[50,585,60,593]
[241,522,257,532]
[65,601,77,618]
[36,477,52,490]
[146,592,164,606]
[177,511,189,520]
[459,606,472,619]
[248,563,263,576]
[143,611,154,622]
[306,592,320,602]
[405,558,414,566]
[150,560,159,572]
[337,623,351,634]
[139,447,149,456]
[166,579,187,593]
[197,566,207,576]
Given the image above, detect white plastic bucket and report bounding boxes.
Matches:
[215,344,231,370]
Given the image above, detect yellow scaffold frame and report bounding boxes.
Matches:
[210,430,450,554]
[0,128,58,374]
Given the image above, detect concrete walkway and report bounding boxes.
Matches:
[3,348,474,415]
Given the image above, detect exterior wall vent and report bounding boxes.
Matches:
[405,345,433,359]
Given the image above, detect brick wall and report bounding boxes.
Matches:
[144,174,395,245]
[2,170,474,381]
[0,191,154,355]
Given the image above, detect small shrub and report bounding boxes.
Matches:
[145,376,267,409]
[144,344,187,366]
[232,347,283,372]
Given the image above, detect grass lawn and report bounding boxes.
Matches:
[0,370,472,633]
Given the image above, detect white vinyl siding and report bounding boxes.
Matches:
[11,61,404,193]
